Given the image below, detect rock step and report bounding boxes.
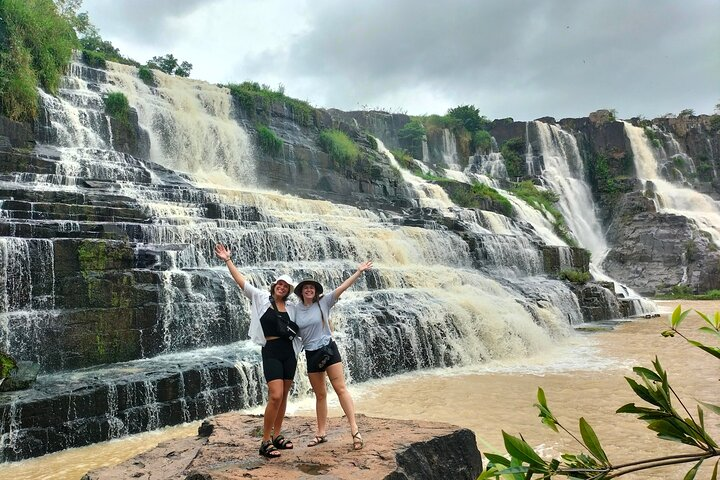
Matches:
[0,151,57,175]
[0,220,141,240]
[0,351,264,462]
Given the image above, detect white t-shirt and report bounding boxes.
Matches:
[294,289,338,351]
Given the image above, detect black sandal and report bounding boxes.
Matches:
[307,435,327,447]
[272,434,294,449]
[259,439,281,458]
[352,431,364,450]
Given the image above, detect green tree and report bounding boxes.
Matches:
[147,54,193,77]
[398,118,427,151]
[480,305,720,479]
[447,104,489,133]
[500,137,525,179]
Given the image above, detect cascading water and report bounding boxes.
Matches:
[440,128,462,170]
[531,121,655,313]
[533,121,608,261]
[0,57,605,460]
[624,122,720,245]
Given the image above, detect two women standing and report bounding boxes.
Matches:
[215,243,370,456]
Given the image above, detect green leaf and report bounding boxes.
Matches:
[683,458,704,480]
[632,366,662,382]
[537,387,548,408]
[579,417,609,464]
[695,310,720,330]
[698,326,720,338]
[625,378,662,407]
[476,466,501,480]
[671,305,691,328]
[502,431,548,469]
[698,405,705,430]
[687,341,720,360]
[699,400,720,416]
[484,452,511,468]
[647,419,688,442]
[711,459,718,480]
[534,387,559,432]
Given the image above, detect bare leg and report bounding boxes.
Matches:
[308,371,328,436]
[271,379,294,444]
[263,379,284,442]
[326,362,358,435]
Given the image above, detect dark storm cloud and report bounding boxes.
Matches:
[248,0,719,119]
[83,0,719,120]
[82,0,218,44]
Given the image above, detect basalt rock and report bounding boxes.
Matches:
[569,282,623,322]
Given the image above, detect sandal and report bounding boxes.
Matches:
[352,431,364,450]
[307,435,327,447]
[273,434,293,450]
[259,439,281,458]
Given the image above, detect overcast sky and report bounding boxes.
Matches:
[81,0,719,122]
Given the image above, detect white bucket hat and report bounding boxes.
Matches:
[273,274,294,289]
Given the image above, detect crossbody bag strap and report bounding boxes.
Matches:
[318,302,332,333]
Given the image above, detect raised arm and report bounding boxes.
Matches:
[215,244,246,289]
[335,261,373,299]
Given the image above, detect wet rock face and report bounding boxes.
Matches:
[602,206,720,295]
[233,99,414,212]
[82,413,483,480]
[0,358,264,462]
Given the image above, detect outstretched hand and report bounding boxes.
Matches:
[357,261,373,273]
[214,244,231,262]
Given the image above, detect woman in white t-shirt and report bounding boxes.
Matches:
[293,260,372,451]
[215,244,301,459]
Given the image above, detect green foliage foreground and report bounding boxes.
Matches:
[480,305,720,479]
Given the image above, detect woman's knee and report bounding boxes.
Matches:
[313,387,328,401]
[267,381,284,404]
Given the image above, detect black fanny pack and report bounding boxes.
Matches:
[269,298,297,340]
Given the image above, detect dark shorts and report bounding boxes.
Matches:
[305,339,342,373]
[261,338,297,382]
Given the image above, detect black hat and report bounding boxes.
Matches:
[294,279,323,297]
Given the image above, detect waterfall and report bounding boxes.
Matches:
[375,139,454,209]
[0,57,609,460]
[107,63,256,187]
[524,122,535,176]
[624,122,720,245]
[468,151,507,183]
[440,128,462,170]
[534,121,608,261]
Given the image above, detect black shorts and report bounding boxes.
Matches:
[305,339,342,373]
[261,338,297,382]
